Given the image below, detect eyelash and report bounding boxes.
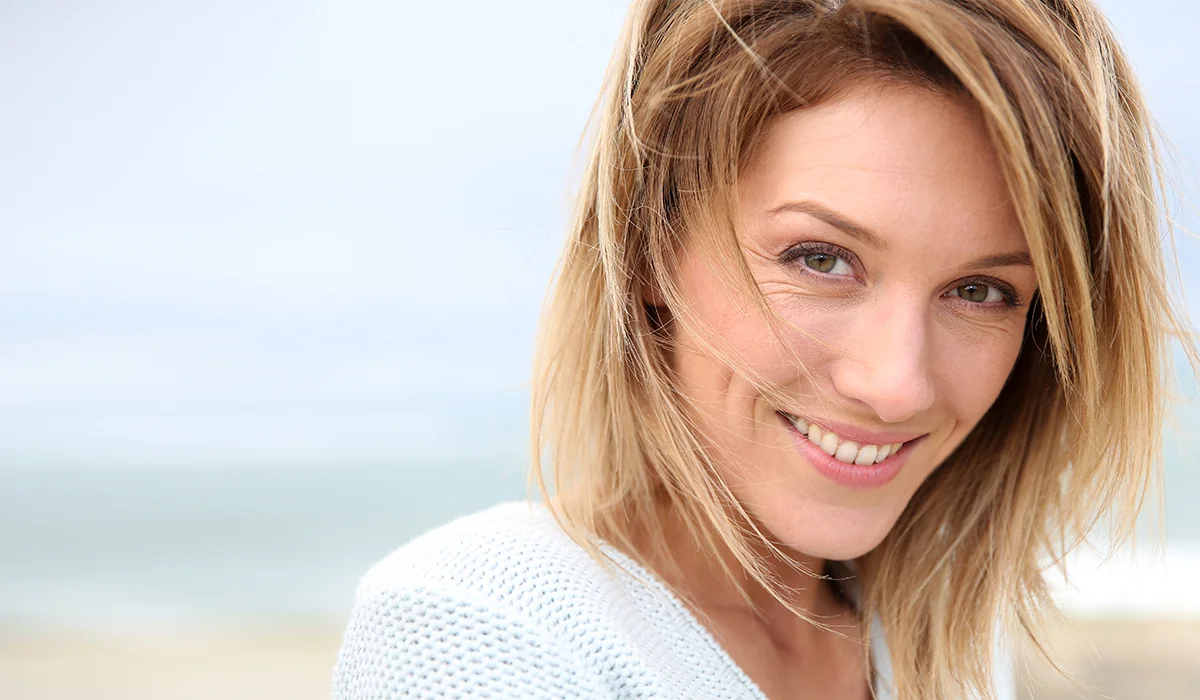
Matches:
[779,241,861,274]
[949,275,1024,309]
[778,241,1024,309]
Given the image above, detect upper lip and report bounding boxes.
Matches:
[778,411,927,446]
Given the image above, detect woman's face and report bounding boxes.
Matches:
[672,83,1037,560]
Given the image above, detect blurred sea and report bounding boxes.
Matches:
[0,460,528,634]
[1,428,1198,633]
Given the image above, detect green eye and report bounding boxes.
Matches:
[804,253,844,274]
[783,243,855,276]
[951,282,1002,304]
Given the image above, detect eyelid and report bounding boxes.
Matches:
[779,241,862,274]
[946,276,1024,308]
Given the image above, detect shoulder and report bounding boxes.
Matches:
[335,501,768,699]
[354,501,607,605]
[333,502,620,699]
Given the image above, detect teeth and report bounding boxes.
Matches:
[784,413,907,466]
[834,441,859,463]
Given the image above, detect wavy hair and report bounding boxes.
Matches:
[531,1,1197,697]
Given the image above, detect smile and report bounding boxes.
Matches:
[778,412,919,466]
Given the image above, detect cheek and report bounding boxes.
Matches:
[672,308,796,410]
[935,322,1026,426]
[671,276,806,400]
[754,284,850,363]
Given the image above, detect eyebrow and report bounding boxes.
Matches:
[963,251,1033,269]
[766,199,1034,270]
[767,200,888,251]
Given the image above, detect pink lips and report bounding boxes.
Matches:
[778,412,920,488]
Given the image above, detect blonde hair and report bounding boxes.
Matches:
[531,0,1197,697]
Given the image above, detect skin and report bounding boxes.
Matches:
[658,82,1038,698]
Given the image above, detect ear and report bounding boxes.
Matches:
[639,274,666,308]
[639,276,672,333]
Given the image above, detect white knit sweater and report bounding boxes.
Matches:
[332,501,1013,699]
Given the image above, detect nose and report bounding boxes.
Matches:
[829,300,936,424]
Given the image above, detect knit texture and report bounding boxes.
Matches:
[332,501,1009,699]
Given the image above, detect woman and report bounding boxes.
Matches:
[334,1,1196,698]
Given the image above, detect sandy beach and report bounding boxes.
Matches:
[1014,617,1200,699]
[0,626,343,700]
[2,617,1196,699]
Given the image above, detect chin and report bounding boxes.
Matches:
[757,501,903,562]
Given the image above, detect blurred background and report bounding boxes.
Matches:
[0,1,1196,698]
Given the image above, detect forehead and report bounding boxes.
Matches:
[738,83,1026,255]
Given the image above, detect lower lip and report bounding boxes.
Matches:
[778,412,915,489]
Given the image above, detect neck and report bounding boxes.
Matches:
[633,498,856,638]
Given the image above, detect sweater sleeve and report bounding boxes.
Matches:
[331,585,608,699]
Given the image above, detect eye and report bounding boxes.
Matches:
[778,241,861,279]
[946,281,1009,305]
[801,252,854,276]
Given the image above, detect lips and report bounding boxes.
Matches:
[777,411,925,488]
[779,412,912,466]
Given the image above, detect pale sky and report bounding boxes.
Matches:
[1,0,1196,467]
